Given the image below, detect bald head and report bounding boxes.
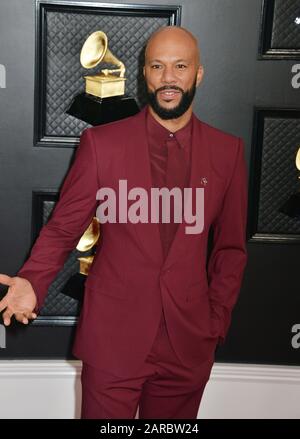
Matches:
[145,26,201,67]
[143,26,204,123]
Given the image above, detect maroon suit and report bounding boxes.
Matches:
[17,105,248,418]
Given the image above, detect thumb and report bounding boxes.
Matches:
[0,274,14,287]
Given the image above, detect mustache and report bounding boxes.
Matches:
[155,85,184,94]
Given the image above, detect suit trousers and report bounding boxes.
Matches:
[80,309,214,419]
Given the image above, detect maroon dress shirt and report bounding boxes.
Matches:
[146,106,193,260]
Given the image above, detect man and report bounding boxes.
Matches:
[0,26,248,418]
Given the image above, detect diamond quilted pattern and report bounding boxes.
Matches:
[38,200,92,316]
[271,0,300,49]
[257,116,300,234]
[44,10,169,138]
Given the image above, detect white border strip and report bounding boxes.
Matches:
[0,361,300,418]
[212,362,300,383]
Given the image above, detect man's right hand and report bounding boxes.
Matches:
[0,274,37,326]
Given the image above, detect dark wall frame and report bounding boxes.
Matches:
[248,107,300,244]
[34,0,181,148]
[31,190,59,242]
[30,190,85,326]
[259,0,300,60]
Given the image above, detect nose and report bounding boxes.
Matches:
[161,65,177,85]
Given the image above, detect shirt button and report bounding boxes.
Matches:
[169,133,174,138]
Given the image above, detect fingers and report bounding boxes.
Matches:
[11,311,37,325]
[1,309,37,326]
[2,309,13,326]
[0,273,14,287]
[24,311,37,319]
[15,313,29,324]
[0,297,8,313]
[23,311,37,322]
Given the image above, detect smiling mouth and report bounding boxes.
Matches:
[158,90,181,100]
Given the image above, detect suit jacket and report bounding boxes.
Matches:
[17,105,248,378]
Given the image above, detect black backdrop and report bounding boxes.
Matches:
[0,0,300,366]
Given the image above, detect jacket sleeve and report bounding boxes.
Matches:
[17,128,99,312]
[207,137,248,344]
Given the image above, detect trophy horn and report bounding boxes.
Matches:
[296,147,300,177]
[80,31,125,78]
[76,217,100,252]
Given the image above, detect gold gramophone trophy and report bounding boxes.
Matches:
[61,217,100,301]
[66,30,139,125]
[81,30,126,98]
[279,147,300,218]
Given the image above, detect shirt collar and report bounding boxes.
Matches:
[146,105,193,149]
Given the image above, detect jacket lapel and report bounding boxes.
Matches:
[125,106,211,268]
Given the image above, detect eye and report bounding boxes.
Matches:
[150,64,162,69]
[176,64,187,69]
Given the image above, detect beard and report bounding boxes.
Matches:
[145,76,197,120]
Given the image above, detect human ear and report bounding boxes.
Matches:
[196,65,204,87]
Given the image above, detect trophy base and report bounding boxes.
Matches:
[61,272,86,302]
[66,93,140,126]
[84,74,126,98]
[279,192,300,218]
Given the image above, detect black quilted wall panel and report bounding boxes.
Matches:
[31,192,92,319]
[271,0,300,49]
[249,109,300,242]
[260,0,300,59]
[35,1,181,146]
